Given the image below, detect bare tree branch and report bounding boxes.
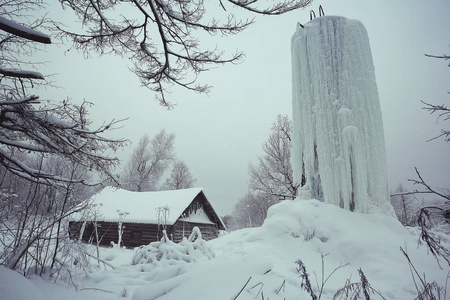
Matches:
[424,53,450,66]
[56,0,312,107]
[228,0,312,15]
[408,167,450,202]
[422,100,450,142]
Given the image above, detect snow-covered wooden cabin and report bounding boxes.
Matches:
[68,187,225,247]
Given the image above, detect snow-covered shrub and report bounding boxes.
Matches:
[131,227,214,266]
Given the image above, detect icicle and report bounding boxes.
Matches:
[291,16,392,213]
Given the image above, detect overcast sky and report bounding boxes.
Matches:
[35,0,450,215]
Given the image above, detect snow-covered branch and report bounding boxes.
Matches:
[0,95,40,106]
[0,67,45,80]
[0,16,51,44]
[0,98,126,185]
[408,167,450,202]
[228,0,312,15]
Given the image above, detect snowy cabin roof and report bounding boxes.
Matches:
[71,187,225,229]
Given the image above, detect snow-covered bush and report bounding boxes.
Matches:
[131,227,214,266]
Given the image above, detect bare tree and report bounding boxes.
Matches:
[0,2,127,277]
[0,2,126,186]
[0,155,93,273]
[408,52,450,204]
[228,192,278,230]
[229,115,299,230]
[405,51,450,266]
[249,115,299,200]
[55,0,312,107]
[390,183,418,227]
[163,160,196,190]
[122,130,175,191]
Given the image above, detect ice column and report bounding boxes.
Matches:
[291,16,391,213]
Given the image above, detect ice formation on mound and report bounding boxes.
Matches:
[291,16,391,213]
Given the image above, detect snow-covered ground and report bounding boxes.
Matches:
[1,199,448,300]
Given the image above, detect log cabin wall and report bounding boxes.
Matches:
[69,221,173,248]
[69,219,218,247]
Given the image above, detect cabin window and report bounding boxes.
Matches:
[131,231,142,240]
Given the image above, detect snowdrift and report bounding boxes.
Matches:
[2,199,448,300]
[0,267,46,300]
[131,199,449,299]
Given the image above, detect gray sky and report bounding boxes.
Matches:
[35,0,450,215]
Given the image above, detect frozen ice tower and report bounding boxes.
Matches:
[291,15,392,213]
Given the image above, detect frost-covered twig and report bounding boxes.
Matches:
[314,253,349,299]
[276,279,286,294]
[333,268,386,300]
[82,251,115,269]
[233,276,252,300]
[4,201,89,270]
[296,259,317,300]
[409,168,450,202]
[250,281,264,298]
[400,247,443,300]
[416,207,450,267]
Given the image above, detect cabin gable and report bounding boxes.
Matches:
[179,191,225,230]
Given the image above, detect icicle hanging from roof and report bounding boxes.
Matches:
[291,15,392,213]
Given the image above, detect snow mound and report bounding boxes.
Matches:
[0,267,45,300]
[257,199,415,265]
[131,227,214,266]
[145,199,449,300]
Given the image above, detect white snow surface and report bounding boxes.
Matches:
[71,186,207,224]
[291,16,391,213]
[4,199,448,300]
[0,267,45,300]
